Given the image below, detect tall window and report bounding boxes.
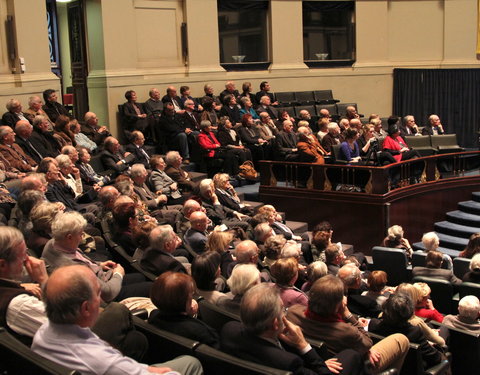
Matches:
[218,0,269,70]
[303,1,355,67]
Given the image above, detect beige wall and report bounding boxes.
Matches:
[0,0,478,137]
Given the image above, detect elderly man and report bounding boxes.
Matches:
[257,112,278,141]
[441,295,480,335]
[225,240,271,282]
[174,199,205,235]
[1,99,31,128]
[0,125,36,172]
[399,115,419,137]
[345,105,360,120]
[165,151,197,192]
[97,185,120,221]
[125,130,150,168]
[422,114,445,135]
[221,283,362,375]
[184,211,209,254]
[148,155,183,205]
[286,275,408,374]
[412,250,461,285]
[256,96,278,120]
[24,96,54,129]
[370,118,387,139]
[161,86,184,114]
[100,136,133,177]
[201,84,222,110]
[219,81,240,104]
[13,120,43,164]
[182,99,201,131]
[42,89,69,123]
[32,264,203,375]
[321,122,343,153]
[349,118,362,132]
[143,88,163,121]
[298,109,317,132]
[141,225,189,276]
[274,120,298,161]
[30,115,60,157]
[82,112,111,147]
[42,211,151,302]
[158,102,192,164]
[131,163,168,210]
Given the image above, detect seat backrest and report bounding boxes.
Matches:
[331,144,347,164]
[404,135,432,148]
[132,316,199,364]
[430,134,459,148]
[89,154,105,173]
[453,257,471,279]
[0,328,80,375]
[294,105,316,117]
[294,91,315,104]
[315,104,337,116]
[198,299,240,332]
[372,246,410,286]
[313,90,334,101]
[458,281,480,299]
[275,92,296,103]
[277,106,295,118]
[411,276,454,314]
[411,252,426,267]
[194,344,292,375]
[336,102,357,117]
[447,325,480,375]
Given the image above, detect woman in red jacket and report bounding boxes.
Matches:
[383,123,420,162]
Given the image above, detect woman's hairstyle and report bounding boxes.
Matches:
[241,113,253,127]
[470,253,480,271]
[413,282,431,300]
[422,232,439,252]
[263,235,286,261]
[30,202,61,233]
[151,271,196,314]
[212,173,230,189]
[217,116,230,130]
[462,233,480,259]
[205,231,233,254]
[306,261,328,283]
[132,221,157,250]
[344,128,358,140]
[382,293,413,327]
[270,257,298,286]
[191,251,221,291]
[387,225,403,241]
[367,270,388,293]
[227,264,260,296]
[396,283,422,306]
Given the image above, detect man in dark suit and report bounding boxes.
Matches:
[399,115,419,138]
[256,96,278,120]
[221,282,362,375]
[0,125,36,172]
[161,86,184,114]
[30,115,60,157]
[184,211,208,254]
[322,122,343,154]
[275,120,298,161]
[158,102,192,163]
[100,136,133,177]
[164,151,197,193]
[219,95,241,124]
[412,250,461,285]
[422,114,445,135]
[141,224,189,276]
[2,99,32,128]
[125,130,150,168]
[42,89,70,123]
[255,81,278,105]
[14,120,44,164]
[181,99,201,131]
[219,81,240,104]
[82,112,111,147]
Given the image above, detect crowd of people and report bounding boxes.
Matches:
[0,84,471,375]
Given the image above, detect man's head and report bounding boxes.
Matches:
[130,164,148,185]
[325,243,345,266]
[346,106,357,119]
[299,110,311,120]
[338,263,362,290]
[283,120,294,133]
[44,265,101,328]
[15,120,33,139]
[319,108,331,119]
[28,96,43,111]
[259,81,270,92]
[165,150,182,167]
[166,86,177,98]
[149,88,161,100]
[349,118,362,130]
[309,274,345,317]
[84,112,98,127]
[260,96,271,106]
[458,295,480,321]
[6,99,22,113]
[190,211,209,232]
[149,225,180,254]
[0,227,27,280]
[235,240,259,264]
[184,99,195,113]
[61,145,79,163]
[98,186,120,210]
[240,283,283,336]
[0,126,15,145]
[425,250,443,269]
[51,212,87,250]
[21,173,47,193]
[259,112,271,124]
[422,231,439,252]
[402,115,416,128]
[429,114,441,127]
[225,81,236,93]
[104,136,120,154]
[32,115,50,132]
[327,122,340,135]
[37,158,60,183]
[182,199,202,218]
[131,131,145,146]
[43,89,57,103]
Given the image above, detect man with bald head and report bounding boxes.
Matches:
[82,112,111,147]
[345,105,359,120]
[184,211,209,254]
[174,198,205,235]
[422,114,445,135]
[2,99,31,128]
[14,120,44,164]
[161,86,184,114]
[32,265,203,375]
[219,81,240,104]
[226,240,270,281]
[0,125,37,172]
[275,120,298,161]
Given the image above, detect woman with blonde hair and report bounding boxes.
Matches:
[413,282,444,323]
[382,225,413,258]
[205,230,234,278]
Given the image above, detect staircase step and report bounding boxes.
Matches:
[285,220,308,234]
[458,200,480,215]
[446,210,480,227]
[471,192,480,202]
[412,242,461,258]
[189,171,207,183]
[437,233,468,251]
[434,221,480,238]
[242,200,264,213]
[235,183,260,202]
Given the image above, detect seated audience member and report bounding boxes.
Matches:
[82,112,111,147]
[205,231,234,278]
[201,84,222,111]
[311,221,334,262]
[399,115,419,137]
[24,96,53,129]
[125,130,150,168]
[301,261,328,292]
[149,271,219,348]
[420,231,453,269]
[56,154,82,199]
[112,202,139,256]
[70,118,97,153]
[14,120,43,164]
[191,251,228,305]
[143,88,163,138]
[158,102,191,163]
[238,81,256,107]
[215,117,252,164]
[297,126,326,164]
[200,98,218,127]
[16,189,45,236]
[383,122,420,162]
[220,264,260,315]
[238,96,260,120]
[412,250,461,285]
[338,264,381,318]
[382,225,413,258]
[0,125,36,172]
[270,257,308,308]
[31,115,60,157]
[121,90,148,134]
[131,163,170,211]
[325,243,345,275]
[42,211,152,302]
[441,295,480,335]
[161,86,184,113]
[286,275,408,374]
[275,120,298,161]
[27,202,61,256]
[182,99,201,131]
[179,85,203,111]
[395,283,446,346]
[345,105,360,121]
[198,120,241,177]
[370,118,387,139]
[2,99,31,128]
[276,110,296,131]
[459,232,480,258]
[362,271,393,306]
[339,128,361,163]
[53,115,76,149]
[174,199,204,236]
[97,185,120,222]
[321,122,343,154]
[254,222,274,251]
[149,155,183,205]
[413,282,444,323]
[261,234,285,269]
[237,114,266,166]
[219,95,241,124]
[256,112,278,144]
[463,253,480,283]
[368,293,444,369]
[141,224,189,276]
[317,118,329,142]
[32,265,203,375]
[184,211,209,254]
[297,109,317,132]
[100,136,134,177]
[256,96,278,120]
[42,89,69,123]
[77,147,110,188]
[213,173,253,215]
[219,81,240,104]
[165,151,197,193]
[422,114,445,135]
[131,220,157,261]
[255,81,277,105]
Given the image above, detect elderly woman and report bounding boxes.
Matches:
[70,119,97,153]
[27,201,61,256]
[301,261,328,292]
[420,231,452,269]
[24,96,54,129]
[459,233,480,259]
[216,116,252,163]
[192,251,228,304]
[382,225,413,258]
[148,154,184,205]
[56,154,83,198]
[311,221,333,262]
[237,113,266,166]
[220,263,260,315]
[262,234,286,269]
[213,173,253,215]
[462,253,480,283]
[53,115,76,148]
[198,120,240,178]
[238,96,260,120]
[271,257,308,308]
[205,231,234,278]
[149,271,219,348]
[200,98,218,127]
[383,123,420,162]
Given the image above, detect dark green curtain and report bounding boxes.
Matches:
[393,68,480,148]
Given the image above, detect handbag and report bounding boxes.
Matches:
[238,161,258,180]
